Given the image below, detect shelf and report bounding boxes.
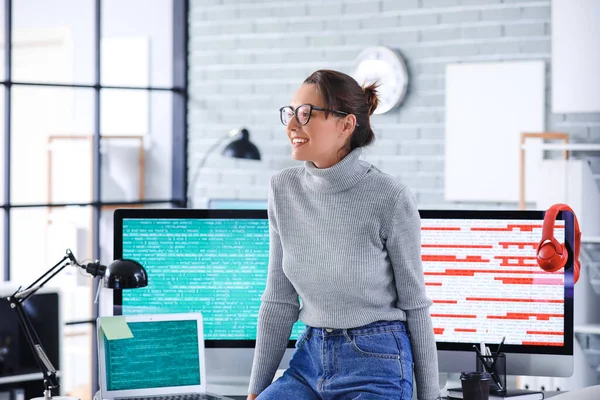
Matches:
[581,245,600,263]
[0,371,61,385]
[575,327,600,371]
[521,143,600,151]
[575,325,600,335]
[0,372,43,385]
[583,261,600,296]
[581,240,600,294]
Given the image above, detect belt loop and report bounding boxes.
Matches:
[343,329,351,342]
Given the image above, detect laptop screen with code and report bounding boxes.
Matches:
[104,320,201,391]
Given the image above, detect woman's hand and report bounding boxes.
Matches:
[247,394,258,400]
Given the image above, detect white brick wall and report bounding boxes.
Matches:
[188,0,600,208]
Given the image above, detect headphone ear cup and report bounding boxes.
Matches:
[573,259,580,284]
[537,240,568,273]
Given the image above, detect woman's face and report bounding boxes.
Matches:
[283,83,354,168]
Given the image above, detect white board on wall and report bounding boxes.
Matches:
[552,0,600,113]
[444,61,545,203]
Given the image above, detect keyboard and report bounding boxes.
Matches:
[122,394,224,400]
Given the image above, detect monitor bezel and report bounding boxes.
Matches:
[112,208,289,349]
[419,209,575,357]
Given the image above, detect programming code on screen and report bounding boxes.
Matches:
[120,218,305,340]
[422,219,566,347]
[104,320,200,391]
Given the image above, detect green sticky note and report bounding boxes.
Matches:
[99,316,134,340]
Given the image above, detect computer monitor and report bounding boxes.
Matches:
[419,210,575,377]
[0,285,62,383]
[113,208,575,392]
[112,209,304,393]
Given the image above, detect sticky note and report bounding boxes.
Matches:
[99,316,133,340]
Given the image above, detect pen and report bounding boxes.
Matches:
[473,344,504,391]
[495,336,506,357]
[472,345,491,369]
[491,371,504,391]
[490,337,507,392]
[473,344,484,359]
[490,336,506,371]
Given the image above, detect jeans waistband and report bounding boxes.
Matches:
[305,320,407,337]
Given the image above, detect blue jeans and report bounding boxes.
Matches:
[257,320,413,400]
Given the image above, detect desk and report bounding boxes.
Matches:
[442,391,563,399]
[224,393,565,400]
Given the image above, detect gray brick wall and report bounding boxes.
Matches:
[187,0,600,208]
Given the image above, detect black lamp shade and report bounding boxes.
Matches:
[103,259,148,289]
[221,128,261,160]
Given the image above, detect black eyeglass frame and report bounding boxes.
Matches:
[279,104,351,126]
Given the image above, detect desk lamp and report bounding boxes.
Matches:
[220,127,261,160]
[5,249,148,400]
[188,127,261,207]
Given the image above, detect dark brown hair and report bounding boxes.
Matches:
[303,69,379,152]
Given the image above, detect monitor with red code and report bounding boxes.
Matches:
[419,210,574,377]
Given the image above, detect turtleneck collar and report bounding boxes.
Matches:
[303,148,371,193]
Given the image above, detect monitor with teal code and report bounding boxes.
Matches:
[112,209,305,348]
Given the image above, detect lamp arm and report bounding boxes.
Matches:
[187,132,232,206]
[6,249,87,399]
[23,253,70,290]
[16,255,72,304]
[10,298,60,398]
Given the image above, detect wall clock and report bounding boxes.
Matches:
[351,46,409,114]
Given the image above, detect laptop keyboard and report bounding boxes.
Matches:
[125,395,223,400]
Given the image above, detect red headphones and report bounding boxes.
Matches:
[536,203,581,283]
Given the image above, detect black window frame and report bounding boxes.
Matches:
[0,0,188,394]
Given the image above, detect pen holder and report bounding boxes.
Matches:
[476,352,506,394]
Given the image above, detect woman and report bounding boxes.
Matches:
[247,69,440,400]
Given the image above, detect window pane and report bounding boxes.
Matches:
[0,211,3,281]
[10,207,94,294]
[100,204,175,261]
[10,206,93,395]
[13,0,94,84]
[11,86,94,205]
[0,0,6,81]
[63,323,93,399]
[102,0,173,87]
[101,90,173,202]
[0,85,4,204]
[98,203,174,318]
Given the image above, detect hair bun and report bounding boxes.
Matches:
[362,82,380,116]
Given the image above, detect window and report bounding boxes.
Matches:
[1,0,187,397]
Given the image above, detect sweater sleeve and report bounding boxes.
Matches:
[386,186,440,400]
[248,177,300,395]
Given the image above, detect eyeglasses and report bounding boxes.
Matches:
[279,104,350,126]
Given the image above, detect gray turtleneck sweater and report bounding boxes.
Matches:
[249,148,439,399]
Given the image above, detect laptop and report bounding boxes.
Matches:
[97,313,234,400]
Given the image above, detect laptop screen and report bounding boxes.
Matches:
[104,320,201,391]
